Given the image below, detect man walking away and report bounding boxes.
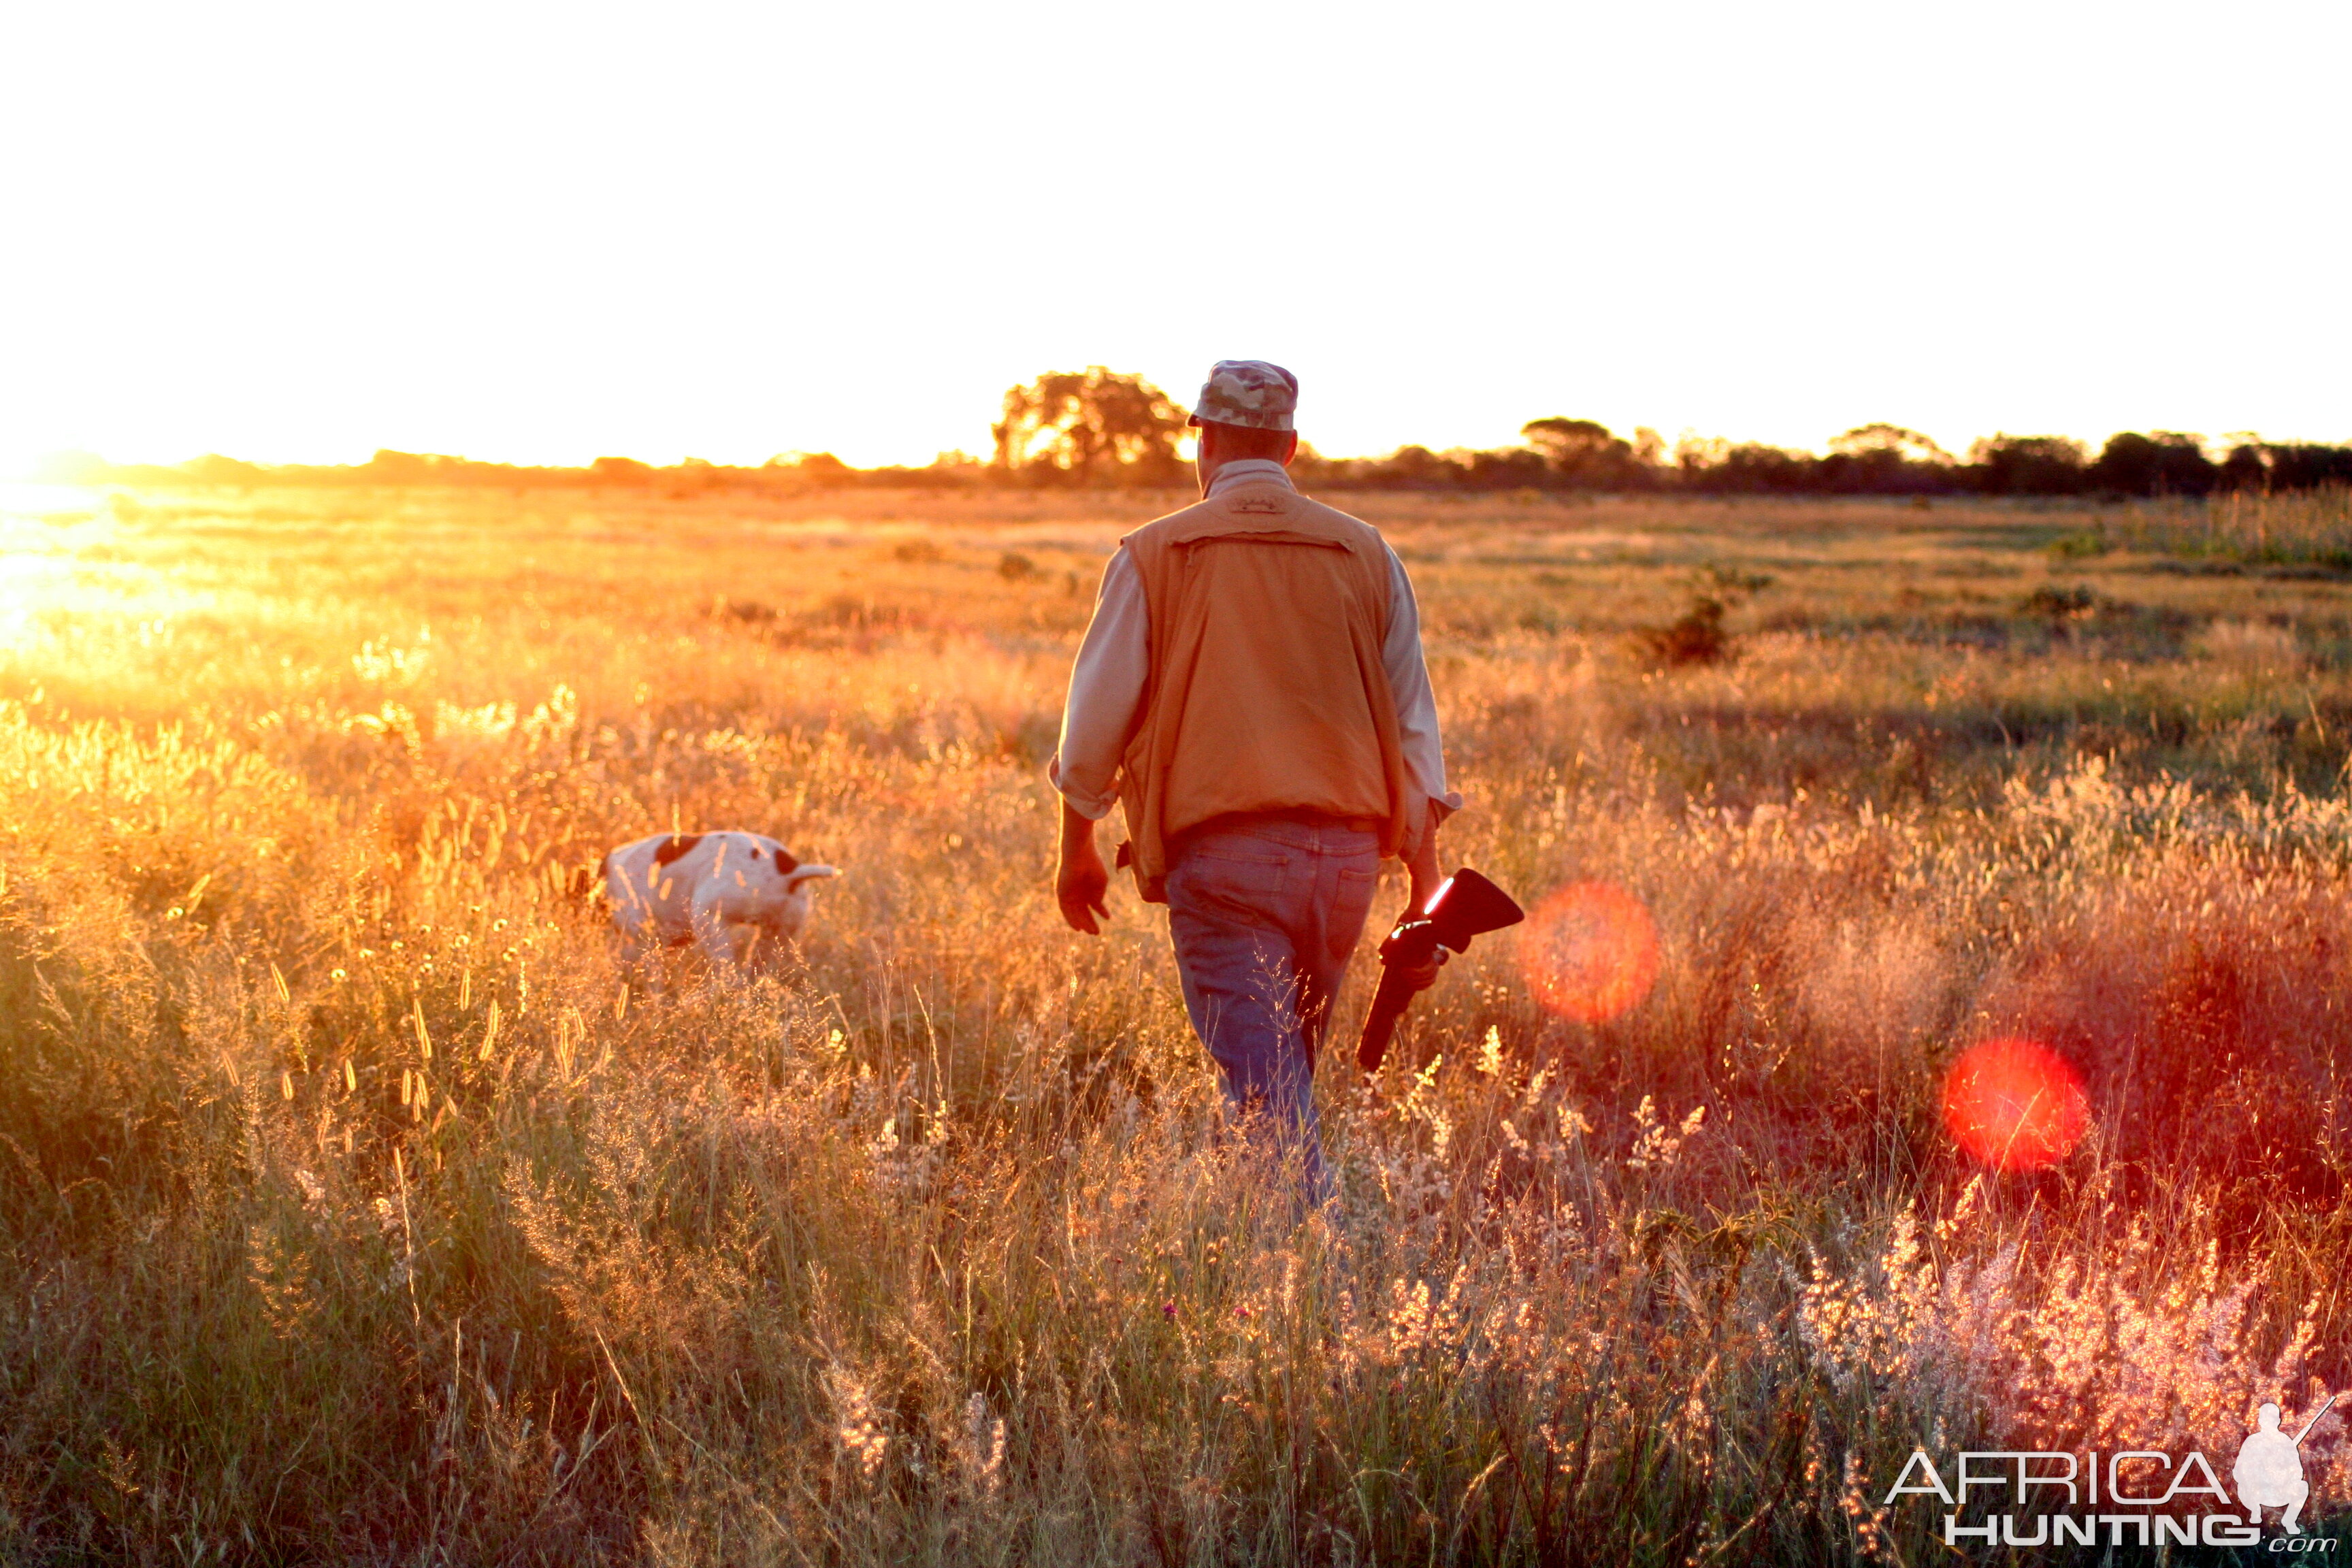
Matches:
[1049,359,1460,1202]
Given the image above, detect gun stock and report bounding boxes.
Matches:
[1356,868,1524,1074]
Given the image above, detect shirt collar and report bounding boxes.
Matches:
[1204,457,1298,500]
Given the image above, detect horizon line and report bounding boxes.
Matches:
[24,422,2352,484]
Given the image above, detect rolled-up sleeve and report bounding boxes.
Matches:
[1048,547,1149,821]
[1382,545,1463,828]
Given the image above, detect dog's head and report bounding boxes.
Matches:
[745,838,837,891]
[742,837,838,933]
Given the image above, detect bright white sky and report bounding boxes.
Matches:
[1,1,2345,474]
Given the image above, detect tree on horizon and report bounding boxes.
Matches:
[990,368,1189,487]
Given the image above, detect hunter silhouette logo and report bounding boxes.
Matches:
[1883,1392,2342,1550]
[2238,1395,2337,1535]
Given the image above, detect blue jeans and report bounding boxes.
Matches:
[1163,816,1384,1202]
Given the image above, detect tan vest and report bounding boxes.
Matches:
[1116,480,1413,900]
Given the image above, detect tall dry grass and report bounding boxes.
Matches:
[2094,484,2352,568]
[0,485,2345,1563]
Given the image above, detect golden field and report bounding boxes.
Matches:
[0,481,2347,1564]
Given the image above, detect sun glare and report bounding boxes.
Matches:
[0,485,101,519]
[1941,1037,2090,1172]
[0,555,72,644]
[1516,881,1662,1025]
[0,500,115,646]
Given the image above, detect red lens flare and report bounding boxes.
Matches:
[1941,1037,2089,1171]
[1517,881,1661,1024]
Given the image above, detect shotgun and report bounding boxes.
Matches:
[1356,868,1524,1073]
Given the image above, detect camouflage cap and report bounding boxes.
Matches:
[1188,359,1299,431]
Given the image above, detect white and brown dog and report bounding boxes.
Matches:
[601,832,838,968]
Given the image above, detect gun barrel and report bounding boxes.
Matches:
[1356,964,1421,1073]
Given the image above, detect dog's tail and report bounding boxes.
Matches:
[567,853,609,902]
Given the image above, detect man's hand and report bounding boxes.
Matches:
[1056,801,1112,934]
[1396,815,1448,988]
[1393,945,1449,992]
[1405,815,1444,919]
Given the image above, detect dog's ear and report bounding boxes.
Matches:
[770,845,800,874]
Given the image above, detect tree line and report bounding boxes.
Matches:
[985,369,2352,497]
[48,366,2352,498]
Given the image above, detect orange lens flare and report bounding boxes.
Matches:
[1940,1037,2089,1171]
[1517,881,1661,1024]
